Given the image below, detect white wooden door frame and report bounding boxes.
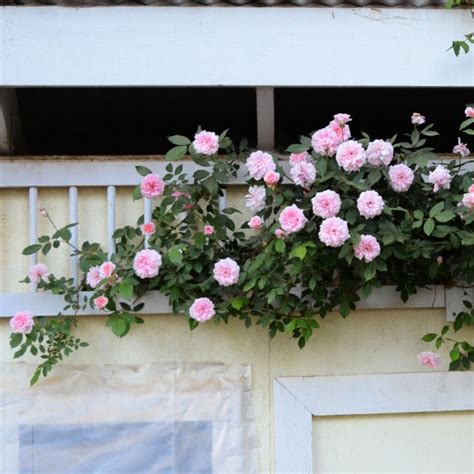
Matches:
[273,372,474,473]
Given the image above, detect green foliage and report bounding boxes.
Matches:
[10,120,474,383]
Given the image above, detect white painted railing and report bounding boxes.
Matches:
[0,158,472,319]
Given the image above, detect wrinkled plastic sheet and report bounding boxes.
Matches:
[0,362,258,473]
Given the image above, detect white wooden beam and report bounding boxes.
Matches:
[256,87,275,150]
[0,89,22,154]
[0,7,471,87]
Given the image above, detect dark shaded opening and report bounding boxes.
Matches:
[275,87,473,152]
[16,88,257,155]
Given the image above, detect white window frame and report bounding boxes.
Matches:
[273,372,474,473]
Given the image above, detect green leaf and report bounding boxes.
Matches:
[289,245,307,261]
[132,185,142,201]
[117,281,134,301]
[111,318,128,337]
[30,368,41,386]
[429,201,444,218]
[275,239,285,254]
[423,218,435,236]
[450,349,460,361]
[168,135,190,146]
[166,145,187,161]
[243,280,257,292]
[286,144,309,153]
[413,210,424,220]
[10,333,23,348]
[168,248,183,265]
[363,263,376,282]
[22,244,42,255]
[434,211,455,223]
[422,333,437,342]
[135,165,153,177]
[316,158,328,177]
[230,297,247,311]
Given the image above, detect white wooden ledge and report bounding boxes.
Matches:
[0,285,447,317]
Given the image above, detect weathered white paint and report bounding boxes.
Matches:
[0,7,471,86]
[274,372,474,473]
[69,186,79,286]
[0,89,22,153]
[107,185,116,258]
[256,87,275,149]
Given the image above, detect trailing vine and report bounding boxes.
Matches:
[8,110,474,384]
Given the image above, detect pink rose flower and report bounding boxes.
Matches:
[141,222,156,236]
[133,249,162,279]
[453,138,470,158]
[140,174,165,199]
[311,127,339,157]
[353,234,381,263]
[428,165,452,193]
[388,164,415,193]
[93,296,109,310]
[10,310,34,334]
[332,113,352,126]
[86,266,102,289]
[318,217,350,248]
[172,190,191,199]
[417,351,441,369]
[366,140,394,167]
[462,192,474,209]
[192,130,219,156]
[290,161,317,189]
[264,171,280,187]
[245,186,266,212]
[248,216,264,230]
[274,228,285,238]
[28,263,48,283]
[357,190,384,219]
[336,140,367,172]
[38,206,48,217]
[213,258,240,286]
[469,184,474,193]
[411,113,426,125]
[465,106,474,118]
[279,205,307,234]
[328,120,351,143]
[189,297,215,322]
[246,151,276,180]
[311,190,341,219]
[204,225,214,235]
[289,151,311,166]
[99,261,116,279]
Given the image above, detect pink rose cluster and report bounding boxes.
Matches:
[453,138,470,158]
[213,258,240,286]
[246,151,276,180]
[336,140,367,172]
[311,114,351,157]
[192,130,219,156]
[279,205,307,234]
[465,106,474,118]
[318,217,350,248]
[86,261,116,289]
[140,173,165,199]
[245,186,266,212]
[264,171,280,187]
[28,263,49,283]
[428,165,452,193]
[141,222,156,236]
[311,190,341,219]
[93,296,109,310]
[133,249,162,279]
[289,151,311,166]
[388,164,414,193]
[417,351,441,369]
[189,297,215,322]
[366,140,394,167]
[248,216,264,230]
[357,190,384,219]
[203,225,214,235]
[10,310,35,334]
[462,184,474,209]
[411,113,426,125]
[353,234,381,263]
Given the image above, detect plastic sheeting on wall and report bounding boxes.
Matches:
[0,362,258,473]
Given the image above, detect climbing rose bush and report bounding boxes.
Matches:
[9,112,474,384]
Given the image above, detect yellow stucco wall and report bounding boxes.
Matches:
[1,186,473,473]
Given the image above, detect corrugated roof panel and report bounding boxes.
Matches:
[5,0,446,6]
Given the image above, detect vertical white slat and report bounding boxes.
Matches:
[218,187,227,212]
[69,187,79,287]
[144,198,153,248]
[256,87,275,150]
[107,186,116,258]
[28,187,38,291]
